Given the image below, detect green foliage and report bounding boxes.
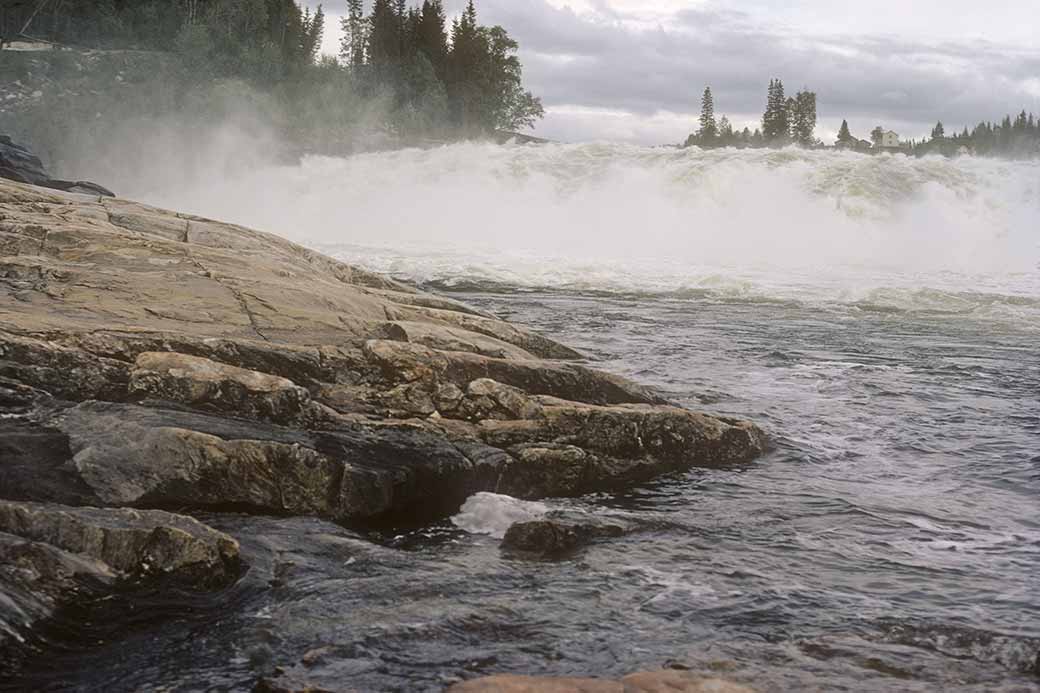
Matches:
[911,111,1040,158]
[762,79,790,143]
[697,86,717,142]
[6,0,542,144]
[837,119,853,144]
[339,0,367,68]
[416,1,449,78]
[790,90,816,146]
[347,0,542,134]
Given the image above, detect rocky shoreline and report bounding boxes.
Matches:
[0,174,767,689]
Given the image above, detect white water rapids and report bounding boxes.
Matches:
[27,141,1038,692]
[137,142,1040,322]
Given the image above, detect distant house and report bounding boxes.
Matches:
[878,130,902,150]
[835,138,873,152]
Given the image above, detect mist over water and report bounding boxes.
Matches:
[137,142,1040,322]
[10,144,1037,692]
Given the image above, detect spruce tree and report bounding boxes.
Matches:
[762,79,790,143]
[837,119,853,144]
[416,0,449,78]
[447,1,481,130]
[761,80,776,139]
[300,5,324,66]
[698,86,717,143]
[790,90,816,146]
[368,0,401,68]
[931,121,945,140]
[718,115,732,144]
[340,0,367,67]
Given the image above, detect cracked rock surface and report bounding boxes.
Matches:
[0,177,767,523]
[0,177,767,673]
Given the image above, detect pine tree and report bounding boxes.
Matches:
[416,0,448,78]
[447,0,481,130]
[300,4,324,65]
[698,86,717,143]
[340,0,367,68]
[762,79,790,143]
[718,115,733,145]
[761,79,776,139]
[837,119,853,144]
[931,121,945,140]
[368,0,401,68]
[790,90,816,146]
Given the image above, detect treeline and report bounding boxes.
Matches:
[1,0,542,141]
[684,79,817,149]
[906,112,1040,158]
[0,0,325,81]
[339,0,543,134]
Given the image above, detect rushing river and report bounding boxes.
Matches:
[9,144,1040,692]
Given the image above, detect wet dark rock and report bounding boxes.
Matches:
[0,175,766,526]
[501,518,626,556]
[0,501,241,587]
[0,500,239,665]
[0,135,114,197]
[0,175,767,664]
[448,671,758,692]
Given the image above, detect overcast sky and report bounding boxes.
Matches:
[311,0,1040,145]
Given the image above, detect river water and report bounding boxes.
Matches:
[8,144,1040,692]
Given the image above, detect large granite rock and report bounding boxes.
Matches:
[0,177,767,526]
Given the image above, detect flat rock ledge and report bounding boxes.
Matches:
[0,175,768,683]
[0,177,768,526]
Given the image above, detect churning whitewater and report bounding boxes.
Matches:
[38,143,1025,692]
[140,143,1040,325]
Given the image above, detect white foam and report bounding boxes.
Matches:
[450,492,549,539]
[133,142,1040,321]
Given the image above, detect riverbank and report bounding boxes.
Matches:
[0,175,766,688]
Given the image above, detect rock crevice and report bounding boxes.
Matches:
[0,175,768,673]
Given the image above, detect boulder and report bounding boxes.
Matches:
[501,518,626,556]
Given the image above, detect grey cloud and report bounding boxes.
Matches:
[441,0,1039,143]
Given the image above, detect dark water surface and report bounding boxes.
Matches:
[6,290,1039,692]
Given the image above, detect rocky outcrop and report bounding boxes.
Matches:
[0,169,772,686]
[0,500,240,664]
[501,518,626,556]
[0,501,240,587]
[448,672,757,692]
[0,176,767,527]
[0,135,114,197]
